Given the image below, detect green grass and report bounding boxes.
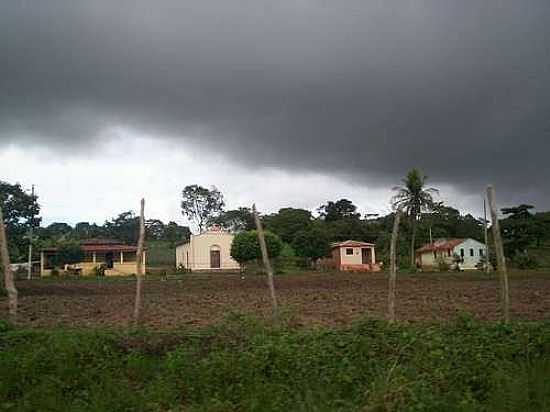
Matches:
[529,242,550,268]
[1,315,550,411]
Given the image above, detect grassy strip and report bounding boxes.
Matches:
[1,315,550,411]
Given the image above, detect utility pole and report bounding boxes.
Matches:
[27,184,35,280]
[483,197,490,274]
[429,225,433,245]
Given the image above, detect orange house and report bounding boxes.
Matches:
[328,240,381,272]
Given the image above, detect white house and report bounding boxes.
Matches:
[175,225,240,272]
[416,238,487,270]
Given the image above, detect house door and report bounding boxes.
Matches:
[361,248,372,264]
[210,250,221,269]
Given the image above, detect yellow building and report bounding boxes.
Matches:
[175,225,240,272]
[40,239,146,276]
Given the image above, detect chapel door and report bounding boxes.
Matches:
[210,250,221,269]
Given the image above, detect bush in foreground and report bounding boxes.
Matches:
[1,316,550,411]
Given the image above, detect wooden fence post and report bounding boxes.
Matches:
[0,205,18,324]
[133,198,146,326]
[388,208,401,322]
[253,204,278,315]
[487,185,510,322]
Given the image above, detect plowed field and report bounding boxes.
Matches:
[2,272,549,329]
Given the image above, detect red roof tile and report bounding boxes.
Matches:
[416,238,464,253]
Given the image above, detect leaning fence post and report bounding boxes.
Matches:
[253,204,278,315]
[388,207,401,322]
[133,198,146,326]
[0,205,18,324]
[487,185,510,322]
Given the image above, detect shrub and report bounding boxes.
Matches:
[437,257,450,272]
[230,230,283,267]
[511,252,539,269]
[2,319,550,411]
[91,264,106,277]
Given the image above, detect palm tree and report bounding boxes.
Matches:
[392,169,438,268]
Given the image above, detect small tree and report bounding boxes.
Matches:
[392,169,438,268]
[230,230,283,271]
[56,242,85,268]
[181,185,225,233]
[292,227,330,268]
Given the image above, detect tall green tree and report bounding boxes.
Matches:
[0,180,41,261]
[211,207,255,232]
[391,169,438,267]
[104,211,138,244]
[181,185,225,233]
[292,227,330,266]
[318,199,360,222]
[262,208,312,243]
[500,204,538,257]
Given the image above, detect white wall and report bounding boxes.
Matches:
[453,238,486,270]
[175,231,240,270]
[339,246,375,265]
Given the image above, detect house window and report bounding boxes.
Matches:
[479,249,484,257]
[346,248,354,255]
[469,248,474,257]
[460,249,464,257]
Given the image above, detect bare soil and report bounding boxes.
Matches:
[1,272,549,329]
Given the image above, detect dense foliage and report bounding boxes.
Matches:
[230,230,283,264]
[292,226,330,263]
[3,177,550,268]
[1,316,549,411]
[0,181,40,262]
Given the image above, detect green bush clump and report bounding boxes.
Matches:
[1,317,550,411]
[511,252,540,270]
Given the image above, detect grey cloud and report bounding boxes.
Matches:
[1,1,550,207]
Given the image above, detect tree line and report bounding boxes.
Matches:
[2,174,550,268]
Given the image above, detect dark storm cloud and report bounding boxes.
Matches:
[1,1,550,206]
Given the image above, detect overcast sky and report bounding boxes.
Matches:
[1,1,549,228]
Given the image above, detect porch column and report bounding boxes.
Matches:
[92,251,96,264]
[40,251,44,276]
[371,247,376,264]
[120,251,124,264]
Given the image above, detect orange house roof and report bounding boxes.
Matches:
[416,238,464,254]
[331,240,375,249]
